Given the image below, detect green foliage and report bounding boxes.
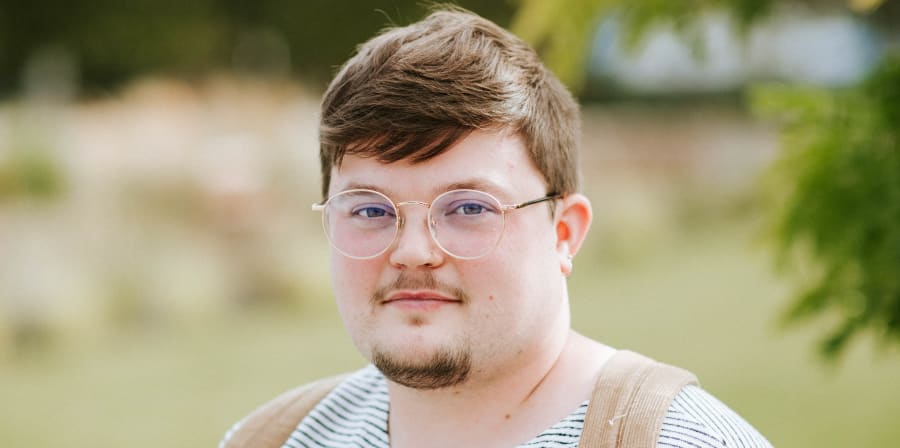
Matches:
[752,54,900,358]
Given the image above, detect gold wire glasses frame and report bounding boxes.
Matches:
[311,189,561,260]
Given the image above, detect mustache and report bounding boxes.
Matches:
[371,272,470,305]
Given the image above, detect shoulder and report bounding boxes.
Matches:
[219,366,381,448]
[289,365,390,447]
[659,384,772,448]
[314,364,389,415]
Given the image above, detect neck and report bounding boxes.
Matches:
[385,329,614,448]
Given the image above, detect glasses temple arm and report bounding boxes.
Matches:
[510,192,562,210]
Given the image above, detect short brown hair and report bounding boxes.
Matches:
[318,7,581,198]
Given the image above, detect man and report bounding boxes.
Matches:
[222,7,771,448]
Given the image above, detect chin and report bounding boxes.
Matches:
[371,341,472,390]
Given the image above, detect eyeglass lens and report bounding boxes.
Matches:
[321,189,506,259]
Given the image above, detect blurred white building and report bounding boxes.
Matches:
[589,8,884,94]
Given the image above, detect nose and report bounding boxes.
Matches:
[388,202,445,269]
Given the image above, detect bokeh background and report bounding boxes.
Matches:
[1,1,899,447]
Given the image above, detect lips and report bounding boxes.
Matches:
[382,290,461,311]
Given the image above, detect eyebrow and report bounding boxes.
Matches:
[336,179,509,199]
[342,182,384,192]
[442,180,503,193]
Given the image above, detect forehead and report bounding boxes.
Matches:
[329,130,547,200]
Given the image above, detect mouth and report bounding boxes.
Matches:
[382,290,462,311]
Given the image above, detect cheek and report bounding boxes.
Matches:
[330,258,384,350]
[496,219,558,266]
[330,257,381,311]
[477,222,560,300]
[461,258,525,305]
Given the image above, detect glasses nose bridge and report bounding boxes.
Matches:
[394,200,434,228]
[395,200,431,208]
[391,200,441,258]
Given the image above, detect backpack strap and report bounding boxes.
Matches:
[578,350,698,448]
[223,374,348,448]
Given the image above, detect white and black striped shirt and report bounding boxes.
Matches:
[224,365,771,448]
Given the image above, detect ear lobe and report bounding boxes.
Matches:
[555,194,593,276]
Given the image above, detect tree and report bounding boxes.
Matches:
[752,56,900,358]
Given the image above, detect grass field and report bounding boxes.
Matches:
[2,218,899,447]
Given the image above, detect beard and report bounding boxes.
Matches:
[369,271,473,389]
[373,344,471,390]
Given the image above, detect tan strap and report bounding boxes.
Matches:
[579,350,698,448]
[224,374,348,448]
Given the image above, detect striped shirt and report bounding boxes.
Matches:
[224,365,771,448]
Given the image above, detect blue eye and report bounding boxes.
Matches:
[446,200,496,216]
[455,203,487,215]
[351,204,394,218]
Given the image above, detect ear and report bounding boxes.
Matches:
[555,193,592,276]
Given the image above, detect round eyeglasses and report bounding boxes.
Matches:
[311,189,561,260]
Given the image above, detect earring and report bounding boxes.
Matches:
[562,253,575,277]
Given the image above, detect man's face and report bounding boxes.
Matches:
[327,130,569,388]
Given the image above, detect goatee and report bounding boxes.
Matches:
[373,347,471,390]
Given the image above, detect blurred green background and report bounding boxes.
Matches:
[1,1,899,447]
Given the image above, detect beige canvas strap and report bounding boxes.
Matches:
[224,374,348,448]
[578,350,698,448]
